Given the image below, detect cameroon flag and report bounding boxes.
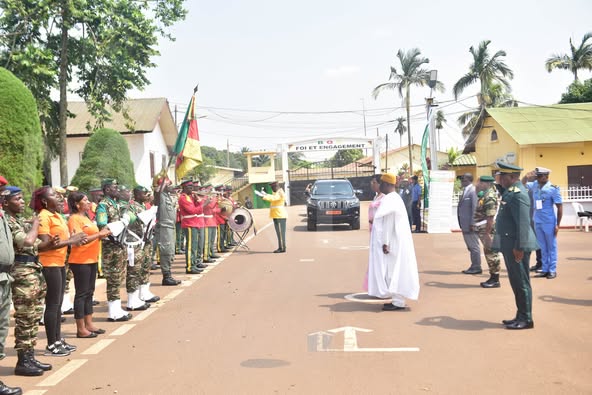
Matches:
[174,94,203,179]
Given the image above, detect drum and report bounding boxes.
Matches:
[228,207,253,233]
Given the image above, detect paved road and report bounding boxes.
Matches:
[5,203,592,394]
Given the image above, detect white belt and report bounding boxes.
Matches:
[181,214,198,220]
[474,220,487,227]
[203,215,213,218]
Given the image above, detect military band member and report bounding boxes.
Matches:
[473,176,501,288]
[96,179,133,321]
[178,181,207,274]
[202,185,220,263]
[493,162,539,330]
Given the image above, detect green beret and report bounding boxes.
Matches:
[101,178,117,187]
[480,175,495,182]
[133,185,149,193]
[495,161,523,175]
[180,179,193,187]
[118,185,130,192]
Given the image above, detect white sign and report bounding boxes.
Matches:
[427,170,455,234]
[287,138,373,152]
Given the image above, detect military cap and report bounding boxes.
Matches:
[196,187,208,195]
[118,185,130,192]
[89,187,102,192]
[495,161,523,175]
[180,179,193,187]
[214,184,223,190]
[54,186,66,194]
[479,175,495,182]
[101,178,118,187]
[380,173,397,185]
[0,175,7,186]
[4,186,21,197]
[133,185,150,193]
[66,185,79,192]
[202,183,212,188]
[535,167,551,175]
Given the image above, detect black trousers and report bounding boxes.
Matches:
[70,263,98,319]
[42,266,66,344]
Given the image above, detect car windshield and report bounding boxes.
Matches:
[313,182,353,196]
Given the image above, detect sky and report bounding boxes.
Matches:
[131,0,592,161]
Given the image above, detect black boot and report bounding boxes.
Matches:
[27,349,52,371]
[162,276,181,286]
[14,350,43,376]
[480,273,500,288]
[0,381,22,395]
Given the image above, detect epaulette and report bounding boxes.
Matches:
[508,186,521,193]
[551,184,559,189]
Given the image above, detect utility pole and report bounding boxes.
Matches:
[226,139,230,167]
[427,70,439,171]
[361,98,368,156]
[174,105,178,127]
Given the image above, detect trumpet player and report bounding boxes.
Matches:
[179,181,208,274]
[202,185,221,263]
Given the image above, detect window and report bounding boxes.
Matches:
[490,130,498,141]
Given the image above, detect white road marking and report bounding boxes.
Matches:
[81,339,116,355]
[133,306,158,321]
[344,292,392,304]
[299,258,314,262]
[110,323,135,336]
[339,245,369,250]
[163,289,184,301]
[36,359,87,387]
[309,326,420,353]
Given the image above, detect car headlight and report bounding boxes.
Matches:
[344,199,359,208]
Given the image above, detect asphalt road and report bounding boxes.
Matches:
[5,203,592,394]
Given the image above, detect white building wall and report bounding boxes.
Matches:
[139,123,171,188]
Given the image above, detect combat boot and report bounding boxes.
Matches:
[14,350,43,376]
[0,381,22,395]
[480,273,500,288]
[26,349,52,371]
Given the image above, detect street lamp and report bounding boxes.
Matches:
[426,70,438,171]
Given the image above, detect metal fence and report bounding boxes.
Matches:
[451,185,592,205]
[287,160,375,181]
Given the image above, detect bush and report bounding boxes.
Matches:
[70,128,135,191]
[0,67,44,196]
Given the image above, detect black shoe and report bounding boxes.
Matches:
[143,296,160,303]
[14,350,43,376]
[126,302,150,311]
[62,308,74,315]
[462,268,483,275]
[61,316,66,323]
[480,274,500,288]
[107,313,132,322]
[76,332,98,338]
[529,265,541,272]
[26,349,52,371]
[382,303,407,311]
[196,263,208,269]
[203,260,215,264]
[44,342,70,357]
[92,300,100,306]
[92,328,106,335]
[0,381,22,395]
[546,272,557,279]
[210,255,221,259]
[273,248,286,253]
[505,321,534,330]
[534,272,549,278]
[162,277,181,286]
[60,338,76,352]
[185,268,203,274]
[502,318,517,325]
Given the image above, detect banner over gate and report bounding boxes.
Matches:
[287,138,373,152]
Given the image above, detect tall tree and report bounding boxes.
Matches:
[329,149,363,168]
[373,48,444,174]
[435,110,446,150]
[394,116,407,147]
[546,32,592,81]
[0,0,188,185]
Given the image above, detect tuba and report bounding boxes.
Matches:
[219,198,234,218]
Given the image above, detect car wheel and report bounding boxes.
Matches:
[351,218,360,230]
[307,219,317,231]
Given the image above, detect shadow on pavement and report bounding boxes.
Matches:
[292,225,353,232]
[424,281,482,289]
[566,257,592,261]
[316,292,351,299]
[415,316,500,331]
[539,295,592,306]
[420,270,463,276]
[320,302,381,313]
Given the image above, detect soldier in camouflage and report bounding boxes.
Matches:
[154,177,181,286]
[3,186,52,376]
[473,176,502,288]
[96,179,132,322]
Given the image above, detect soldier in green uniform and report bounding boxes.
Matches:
[492,162,539,330]
[473,176,502,288]
[4,187,52,376]
[96,179,133,322]
[154,176,181,286]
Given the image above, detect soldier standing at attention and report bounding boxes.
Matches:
[4,187,52,376]
[0,186,24,395]
[473,176,502,288]
[154,176,181,286]
[522,167,563,279]
[96,179,132,322]
[493,162,539,330]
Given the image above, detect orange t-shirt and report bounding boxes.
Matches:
[68,214,100,264]
[38,209,70,267]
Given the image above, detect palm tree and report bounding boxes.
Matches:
[435,110,446,150]
[394,116,407,147]
[373,48,444,174]
[453,40,514,106]
[546,32,592,81]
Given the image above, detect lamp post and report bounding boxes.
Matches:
[426,70,438,171]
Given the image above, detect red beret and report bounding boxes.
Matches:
[0,175,7,186]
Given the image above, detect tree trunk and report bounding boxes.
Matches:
[406,87,413,174]
[58,1,69,186]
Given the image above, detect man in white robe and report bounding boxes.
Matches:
[367,173,420,311]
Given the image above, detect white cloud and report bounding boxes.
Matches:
[324,65,361,78]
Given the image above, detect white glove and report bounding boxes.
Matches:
[121,213,130,226]
[254,190,266,197]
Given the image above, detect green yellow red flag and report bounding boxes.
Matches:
[174,94,202,179]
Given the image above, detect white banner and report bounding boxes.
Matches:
[427,170,455,233]
[287,138,373,152]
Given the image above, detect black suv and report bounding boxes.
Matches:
[306,179,361,231]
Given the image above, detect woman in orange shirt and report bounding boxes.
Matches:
[33,187,85,357]
[67,192,111,338]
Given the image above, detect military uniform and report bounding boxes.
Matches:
[178,182,205,274]
[473,177,501,287]
[155,185,181,285]
[123,197,150,310]
[493,162,539,329]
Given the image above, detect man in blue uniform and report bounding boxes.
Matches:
[493,162,539,330]
[522,167,563,279]
[410,176,422,232]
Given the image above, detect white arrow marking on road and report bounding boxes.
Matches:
[328,326,373,350]
[307,326,420,352]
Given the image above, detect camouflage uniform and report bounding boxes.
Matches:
[473,186,501,275]
[125,200,145,293]
[7,214,46,352]
[96,197,126,302]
